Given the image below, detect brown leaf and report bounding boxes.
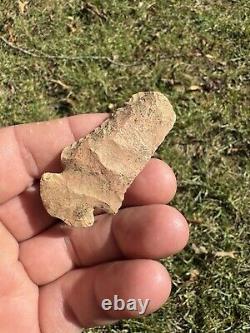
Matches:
[49,79,71,91]
[7,81,16,94]
[214,251,236,258]
[188,85,202,92]
[205,54,215,60]
[82,2,107,22]
[67,23,76,33]
[192,243,208,254]
[189,269,200,282]
[18,0,28,15]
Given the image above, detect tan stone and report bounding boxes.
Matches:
[40,91,176,227]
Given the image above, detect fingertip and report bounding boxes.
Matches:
[67,113,109,140]
[113,204,189,259]
[155,205,189,255]
[124,158,177,206]
[95,259,171,319]
[167,206,190,253]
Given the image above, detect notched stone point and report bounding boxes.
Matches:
[40,91,176,227]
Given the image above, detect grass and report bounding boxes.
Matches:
[0,0,249,332]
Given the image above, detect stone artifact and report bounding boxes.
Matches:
[40,91,176,227]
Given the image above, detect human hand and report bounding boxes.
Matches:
[0,114,189,332]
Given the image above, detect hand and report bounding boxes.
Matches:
[0,114,189,332]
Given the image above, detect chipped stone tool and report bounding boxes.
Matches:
[40,91,176,227]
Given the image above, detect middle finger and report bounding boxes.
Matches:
[19,204,189,286]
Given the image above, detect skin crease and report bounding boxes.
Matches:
[0,114,189,332]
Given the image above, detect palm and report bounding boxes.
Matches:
[0,114,188,332]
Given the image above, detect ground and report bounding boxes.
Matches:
[0,1,249,332]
